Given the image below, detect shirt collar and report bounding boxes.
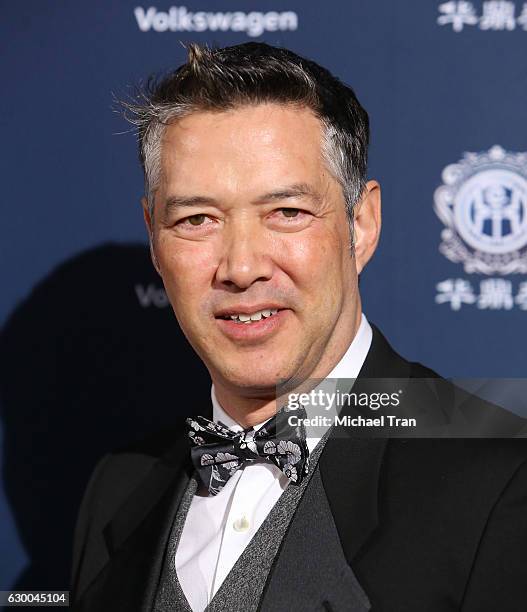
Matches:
[324,312,372,381]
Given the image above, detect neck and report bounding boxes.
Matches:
[213,308,363,429]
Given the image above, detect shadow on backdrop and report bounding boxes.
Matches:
[0,243,209,596]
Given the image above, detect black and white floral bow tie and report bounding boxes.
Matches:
[186,409,310,496]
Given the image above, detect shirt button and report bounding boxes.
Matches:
[232,515,250,532]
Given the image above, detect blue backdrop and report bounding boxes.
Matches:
[1,0,526,593]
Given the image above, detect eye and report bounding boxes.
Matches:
[172,213,216,234]
[267,207,311,232]
[280,208,300,218]
[186,214,207,226]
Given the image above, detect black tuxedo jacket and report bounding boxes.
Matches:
[71,325,527,611]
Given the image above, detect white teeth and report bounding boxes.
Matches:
[225,308,281,323]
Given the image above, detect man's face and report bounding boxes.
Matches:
[145,103,374,397]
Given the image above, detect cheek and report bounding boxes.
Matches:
[157,237,216,310]
[276,227,342,294]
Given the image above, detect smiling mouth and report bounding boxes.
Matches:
[216,308,283,324]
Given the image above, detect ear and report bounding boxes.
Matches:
[353,180,381,275]
[141,196,161,275]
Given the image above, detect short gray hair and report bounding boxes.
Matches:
[122,43,370,239]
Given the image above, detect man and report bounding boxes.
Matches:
[71,43,527,611]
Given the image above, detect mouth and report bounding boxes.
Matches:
[214,306,290,341]
[215,307,284,324]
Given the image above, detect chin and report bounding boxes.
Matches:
[216,363,294,395]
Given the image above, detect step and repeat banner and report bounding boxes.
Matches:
[1,0,526,593]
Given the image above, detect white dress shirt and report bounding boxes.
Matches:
[175,314,373,611]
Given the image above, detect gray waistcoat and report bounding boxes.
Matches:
[153,436,330,612]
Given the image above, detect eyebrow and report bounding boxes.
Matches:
[163,183,322,215]
[254,183,322,205]
[164,195,216,212]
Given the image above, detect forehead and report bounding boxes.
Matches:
[159,104,327,193]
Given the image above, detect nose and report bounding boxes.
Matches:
[215,219,273,289]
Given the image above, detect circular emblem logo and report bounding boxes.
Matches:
[434,145,527,274]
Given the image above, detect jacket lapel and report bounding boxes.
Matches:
[318,323,411,566]
[319,436,387,567]
[75,431,193,612]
